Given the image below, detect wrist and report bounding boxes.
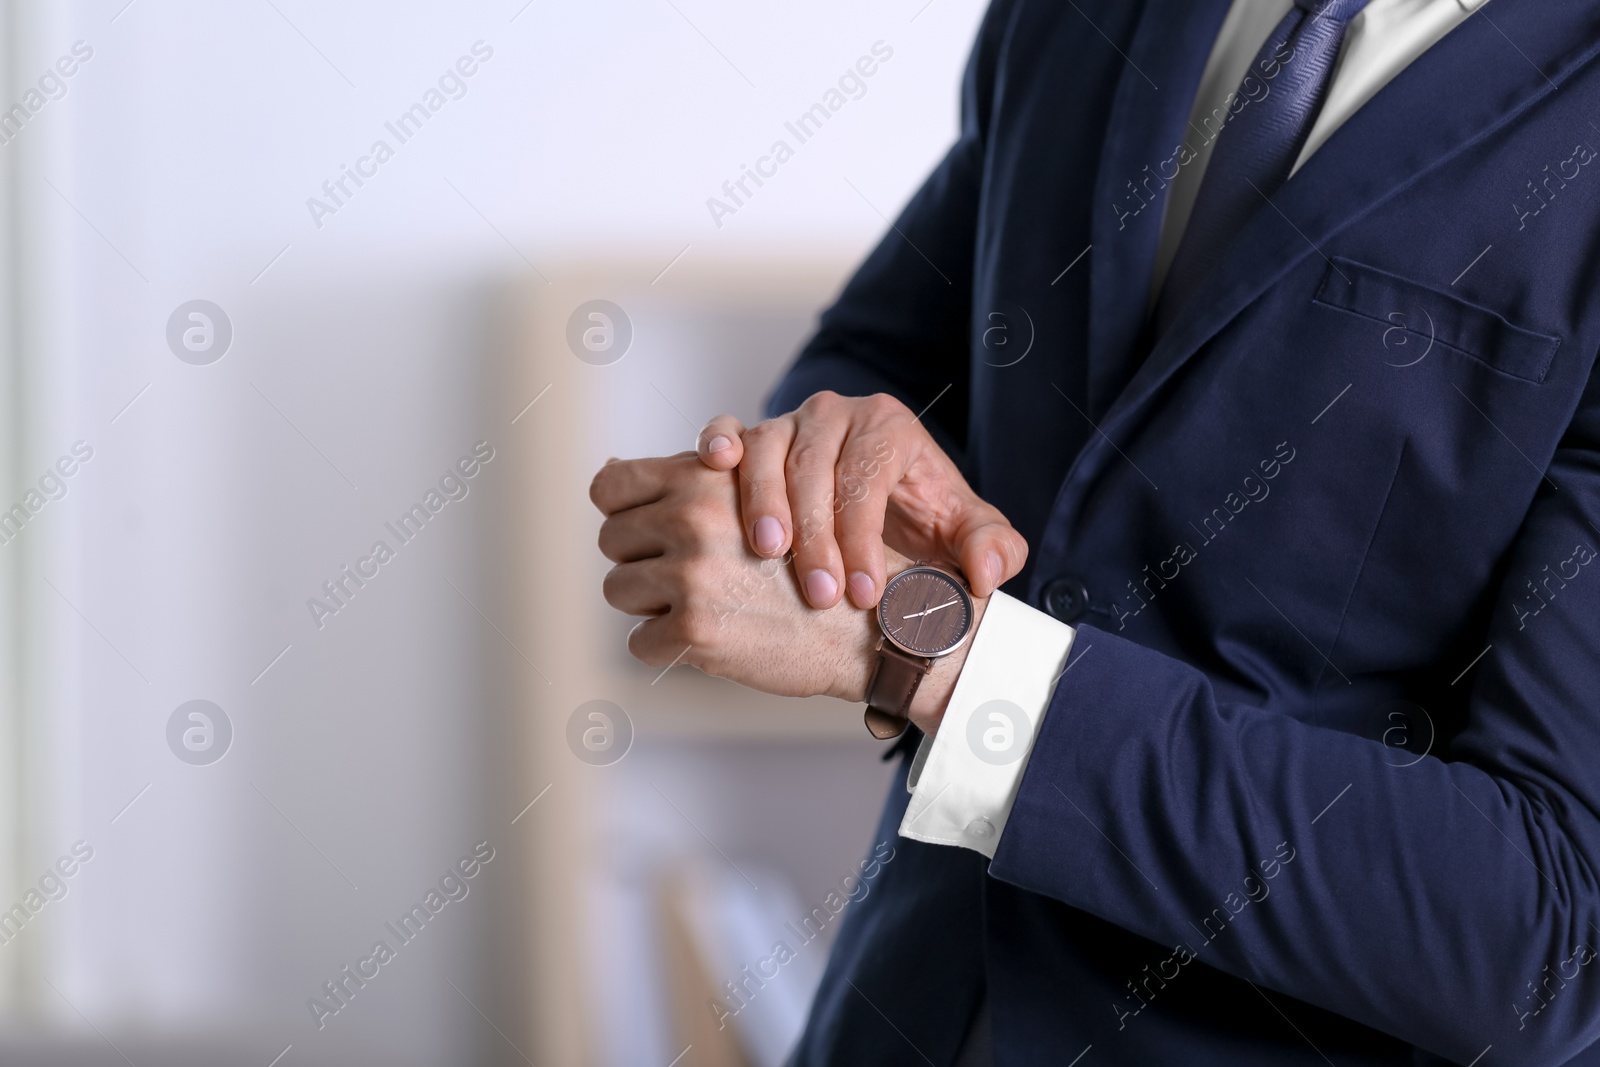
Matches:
[832,546,919,705]
[847,549,989,739]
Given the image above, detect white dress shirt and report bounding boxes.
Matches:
[899,0,1491,859]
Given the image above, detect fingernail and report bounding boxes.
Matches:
[985,550,1003,586]
[707,434,732,454]
[847,571,875,605]
[804,570,839,606]
[754,516,784,555]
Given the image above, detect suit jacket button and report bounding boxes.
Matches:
[1042,576,1090,623]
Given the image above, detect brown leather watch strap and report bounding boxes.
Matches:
[863,638,932,740]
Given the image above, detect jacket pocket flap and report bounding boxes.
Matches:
[1314,257,1560,383]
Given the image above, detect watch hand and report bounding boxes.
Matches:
[902,597,959,621]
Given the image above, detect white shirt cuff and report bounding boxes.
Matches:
[897,589,1075,858]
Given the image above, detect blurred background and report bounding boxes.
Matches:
[0,0,987,1063]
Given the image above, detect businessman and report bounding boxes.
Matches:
[594,0,1600,1062]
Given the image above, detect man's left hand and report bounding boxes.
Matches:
[591,452,980,735]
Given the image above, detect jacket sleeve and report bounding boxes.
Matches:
[989,373,1600,1065]
[764,0,1021,466]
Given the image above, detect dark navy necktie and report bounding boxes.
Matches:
[1157,0,1372,331]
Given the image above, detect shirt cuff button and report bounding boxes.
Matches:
[965,817,995,840]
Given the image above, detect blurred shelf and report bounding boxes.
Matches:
[511,254,881,1066]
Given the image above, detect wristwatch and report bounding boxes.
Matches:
[863,563,975,739]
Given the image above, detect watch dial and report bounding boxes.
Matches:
[879,568,972,656]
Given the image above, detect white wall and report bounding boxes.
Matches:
[0,0,986,1062]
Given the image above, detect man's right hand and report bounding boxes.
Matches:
[695,391,1028,611]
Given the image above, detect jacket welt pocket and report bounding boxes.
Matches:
[1313,257,1561,384]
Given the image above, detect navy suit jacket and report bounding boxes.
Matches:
[770,1,1600,1064]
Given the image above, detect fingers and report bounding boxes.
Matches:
[784,397,856,608]
[602,559,673,616]
[627,614,697,669]
[738,416,798,560]
[697,414,746,470]
[589,457,669,516]
[948,507,1030,598]
[597,504,665,564]
[833,433,906,608]
[894,443,1028,597]
[600,393,1026,620]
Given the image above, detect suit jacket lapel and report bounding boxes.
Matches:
[1084,0,1234,416]
[1095,0,1600,448]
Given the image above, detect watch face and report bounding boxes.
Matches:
[878,566,973,657]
